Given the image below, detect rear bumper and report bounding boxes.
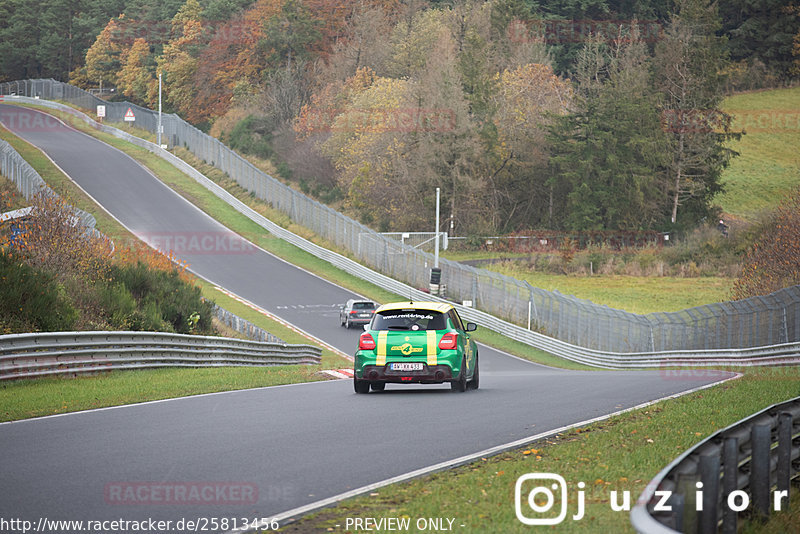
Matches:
[357,364,454,383]
[345,317,372,325]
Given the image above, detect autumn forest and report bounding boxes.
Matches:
[1,0,798,236]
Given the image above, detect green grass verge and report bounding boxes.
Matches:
[476,266,733,314]
[0,365,327,423]
[277,369,800,533]
[718,87,800,221]
[7,102,589,371]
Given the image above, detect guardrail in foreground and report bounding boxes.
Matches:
[631,395,800,533]
[5,97,800,369]
[0,331,321,380]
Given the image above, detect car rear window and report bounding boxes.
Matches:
[352,302,376,310]
[371,310,447,331]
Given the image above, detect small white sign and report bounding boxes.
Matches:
[124,107,135,122]
[96,105,106,118]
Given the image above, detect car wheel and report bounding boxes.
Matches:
[340,315,345,326]
[468,353,479,390]
[451,357,467,392]
[354,378,370,394]
[370,382,386,392]
[345,318,351,329]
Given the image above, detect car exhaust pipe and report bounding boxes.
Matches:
[435,370,445,381]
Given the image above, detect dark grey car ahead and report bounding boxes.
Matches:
[339,299,377,328]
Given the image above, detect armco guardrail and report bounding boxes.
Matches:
[0,331,321,380]
[212,304,283,343]
[3,81,798,355]
[3,96,799,369]
[631,394,800,533]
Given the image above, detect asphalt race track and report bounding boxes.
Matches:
[0,105,734,531]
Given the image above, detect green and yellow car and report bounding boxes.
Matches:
[354,301,479,393]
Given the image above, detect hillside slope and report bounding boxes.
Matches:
[717,86,800,221]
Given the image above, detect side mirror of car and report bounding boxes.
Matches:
[466,322,477,332]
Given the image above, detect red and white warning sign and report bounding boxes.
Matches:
[123,107,135,122]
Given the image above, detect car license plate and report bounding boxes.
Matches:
[359,313,370,317]
[390,362,423,371]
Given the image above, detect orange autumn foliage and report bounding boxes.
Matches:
[114,241,193,285]
[12,193,112,284]
[189,0,282,122]
[294,66,377,139]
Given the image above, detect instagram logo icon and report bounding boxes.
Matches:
[515,473,585,525]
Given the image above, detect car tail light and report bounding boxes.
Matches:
[359,332,376,350]
[350,310,358,314]
[438,332,458,350]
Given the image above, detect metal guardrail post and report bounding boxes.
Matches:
[677,474,698,531]
[777,412,793,497]
[721,436,739,534]
[698,451,720,534]
[668,494,684,532]
[750,422,772,520]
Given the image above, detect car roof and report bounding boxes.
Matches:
[375,301,454,314]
